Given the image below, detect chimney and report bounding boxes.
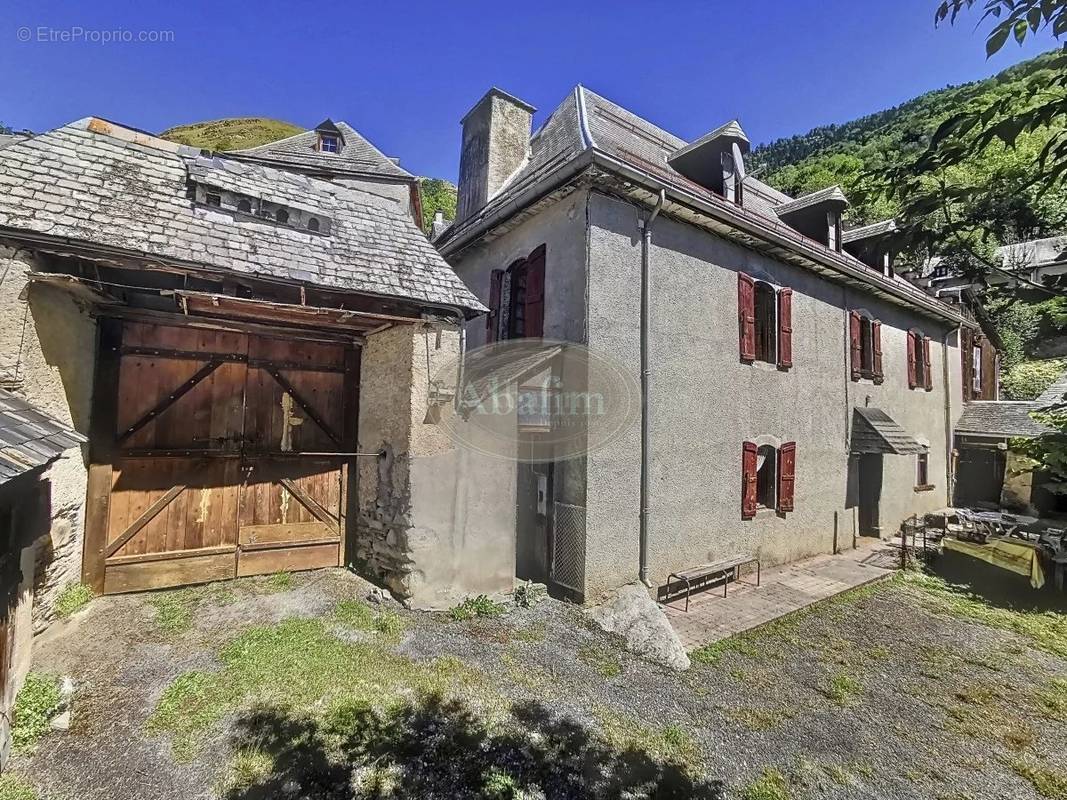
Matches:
[456,87,536,222]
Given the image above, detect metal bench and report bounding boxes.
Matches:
[666,555,760,612]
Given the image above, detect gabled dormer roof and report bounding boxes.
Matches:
[667,119,750,164]
[227,120,413,181]
[774,185,849,219]
[842,219,898,245]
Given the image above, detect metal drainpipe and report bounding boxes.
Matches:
[639,189,666,588]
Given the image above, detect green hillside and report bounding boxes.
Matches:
[160,117,303,152]
[750,50,1067,238]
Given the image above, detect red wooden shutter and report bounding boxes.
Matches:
[849,311,862,380]
[871,320,883,384]
[777,288,793,369]
[777,442,796,513]
[741,441,758,520]
[923,336,933,391]
[487,269,503,343]
[907,333,917,389]
[524,245,546,339]
[738,273,756,362]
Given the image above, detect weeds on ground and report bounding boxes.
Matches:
[578,644,621,678]
[373,609,405,637]
[482,768,521,799]
[53,583,93,619]
[149,589,194,635]
[148,617,481,760]
[513,622,547,643]
[12,673,61,753]
[513,581,547,608]
[943,681,1036,752]
[724,705,791,731]
[821,671,862,705]
[1010,758,1067,800]
[902,571,1067,659]
[334,600,405,638]
[215,747,275,795]
[265,572,293,592]
[449,595,506,621]
[740,767,791,800]
[0,774,38,800]
[596,710,697,766]
[1036,677,1067,721]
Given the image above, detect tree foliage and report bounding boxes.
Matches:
[419,177,457,232]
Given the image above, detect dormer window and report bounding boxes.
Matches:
[775,186,849,250]
[319,134,339,153]
[307,217,320,232]
[275,208,289,224]
[205,192,221,207]
[237,198,252,213]
[828,211,842,252]
[666,120,749,202]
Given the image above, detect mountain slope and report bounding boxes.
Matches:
[750,50,1067,232]
[160,117,303,152]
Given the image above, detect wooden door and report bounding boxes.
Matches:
[100,321,355,593]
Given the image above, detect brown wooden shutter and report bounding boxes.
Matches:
[907,333,917,389]
[923,336,933,391]
[524,245,546,339]
[871,320,883,384]
[738,273,756,362]
[777,441,796,513]
[777,288,793,369]
[487,269,503,343]
[849,311,862,380]
[741,441,758,520]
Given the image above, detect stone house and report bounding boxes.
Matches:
[0,115,522,630]
[435,86,978,602]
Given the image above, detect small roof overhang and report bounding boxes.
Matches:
[666,120,750,191]
[850,407,925,455]
[955,401,1051,439]
[775,185,849,221]
[842,219,898,245]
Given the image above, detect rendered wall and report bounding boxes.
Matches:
[0,244,95,630]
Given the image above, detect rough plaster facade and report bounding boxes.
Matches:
[356,323,517,608]
[0,244,95,630]
[447,189,965,602]
[457,92,534,223]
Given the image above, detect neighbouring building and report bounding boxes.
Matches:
[0,390,84,767]
[0,116,516,627]
[435,86,976,602]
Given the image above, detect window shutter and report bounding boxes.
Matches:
[777,288,793,369]
[738,273,756,362]
[777,442,796,513]
[871,320,883,384]
[907,333,917,389]
[923,336,933,391]
[524,245,546,339]
[741,441,758,520]
[849,311,862,380]
[487,269,503,344]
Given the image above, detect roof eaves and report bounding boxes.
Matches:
[774,185,849,217]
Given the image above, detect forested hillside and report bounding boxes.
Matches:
[751,50,1067,242]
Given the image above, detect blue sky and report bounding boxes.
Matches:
[1,0,1059,180]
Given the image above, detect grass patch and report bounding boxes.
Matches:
[265,571,293,592]
[148,589,194,635]
[577,644,621,678]
[449,595,506,621]
[1010,758,1067,800]
[596,710,697,766]
[12,673,61,753]
[740,767,791,800]
[0,774,38,800]
[53,583,93,619]
[334,601,405,638]
[820,671,862,705]
[373,609,405,637]
[943,681,1036,752]
[902,571,1067,659]
[724,706,791,731]
[512,623,546,643]
[216,747,275,795]
[1036,677,1067,721]
[147,617,481,760]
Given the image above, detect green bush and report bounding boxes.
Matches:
[449,595,506,621]
[1002,359,1064,400]
[12,673,62,753]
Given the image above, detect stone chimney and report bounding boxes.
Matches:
[456,88,536,222]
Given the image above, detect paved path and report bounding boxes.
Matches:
[663,542,899,650]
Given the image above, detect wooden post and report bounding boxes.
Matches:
[81,318,122,593]
[341,344,361,568]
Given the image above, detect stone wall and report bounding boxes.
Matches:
[0,244,96,630]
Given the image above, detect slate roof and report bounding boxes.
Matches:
[850,407,925,455]
[0,118,483,314]
[774,185,849,218]
[1034,371,1067,410]
[0,390,85,483]
[843,219,898,244]
[955,401,1051,438]
[226,121,414,180]
[668,119,749,162]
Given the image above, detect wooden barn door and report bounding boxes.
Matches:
[100,320,355,594]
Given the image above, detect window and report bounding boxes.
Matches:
[827,211,842,252]
[916,451,931,489]
[972,342,983,395]
[486,245,546,343]
[849,311,883,383]
[756,445,776,509]
[205,192,221,207]
[237,198,252,213]
[275,207,289,224]
[307,217,320,232]
[738,274,792,369]
[908,330,932,391]
[319,134,339,153]
[742,440,796,518]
